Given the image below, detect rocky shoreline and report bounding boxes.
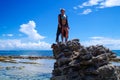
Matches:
[0,56,55,80]
[0,55,54,70]
[51,39,120,80]
[0,56,54,60]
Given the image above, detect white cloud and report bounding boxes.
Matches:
[89,36,104,39]
[74,0,120,14]
[0,39,51,50]
[19,21,45,41]
[82,9,92,14]
[0,20,51,50]
[2,34,13,37]
[100,0,120,8]
[82,0,103,7]
[80,0,120,8]
[82,36,120,50]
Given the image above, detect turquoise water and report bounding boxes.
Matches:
[0,50,119,80]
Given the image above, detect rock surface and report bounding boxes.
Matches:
[51,39,120,80]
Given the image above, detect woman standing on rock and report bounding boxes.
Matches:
[56,8,69,42]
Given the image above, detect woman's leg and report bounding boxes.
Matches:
[56,27,61,42]
[65,27,68,42]
[61,27,68,42]
[61,28,64,42]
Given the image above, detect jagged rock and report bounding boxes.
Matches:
[57,57,72,66]
[80,53,92,60]
[69,59,80,67]
[97,64,120,80]
[51,39,120,80]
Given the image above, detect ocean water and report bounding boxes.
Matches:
[0,50,119,57]
[0,59,55,80]
[0,50,53,56]
[0,50,120,80]
[0,50,54,80]
[112,50,120,57]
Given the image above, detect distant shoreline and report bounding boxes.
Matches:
[0,56,54,60]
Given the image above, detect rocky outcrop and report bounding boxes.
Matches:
[51,39,120,80]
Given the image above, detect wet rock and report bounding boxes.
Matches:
[51,39,119,80]
[18,66,25,70]
[6,67,11,70]
[0,57,6,61]
[0,56,54,61]
[110,58,120,62]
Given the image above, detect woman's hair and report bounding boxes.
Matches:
[60,8,65,12]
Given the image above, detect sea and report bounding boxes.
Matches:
[0,50,54,80]
[0,50,120,80]
[0,50,119,57]
[0,50,53,57]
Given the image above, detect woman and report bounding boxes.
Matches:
[57,8,69,42]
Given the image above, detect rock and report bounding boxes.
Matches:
[57,57,72,66]
[72,39,80,42]
[63,49,73,57]
[110,58,120,62]
[51,39,119,80]
[69,59,80,67]
[56,52,65,59]
[51,75,67,80]
[72,51,80,59]
[80,53,92,60]
[80,60,93,66]
[0,56,54,61]
[66,40,81,51]
[6,67,11,70]
[97,64,119,80]
[18,66,25,70]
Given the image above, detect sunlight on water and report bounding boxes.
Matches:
[0,59,55,80]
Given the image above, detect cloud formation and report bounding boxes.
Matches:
[100,0,120,8]
[19,21,45,41]
[74,0,120,14]
[82,36,120,50]
[0,21,51,50]
[0,39,50,50]
[82,9,92,15]
[80,0,103,7]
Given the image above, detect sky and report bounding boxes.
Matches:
[0,0,120,50]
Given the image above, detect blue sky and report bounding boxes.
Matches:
[0,0,120,50]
